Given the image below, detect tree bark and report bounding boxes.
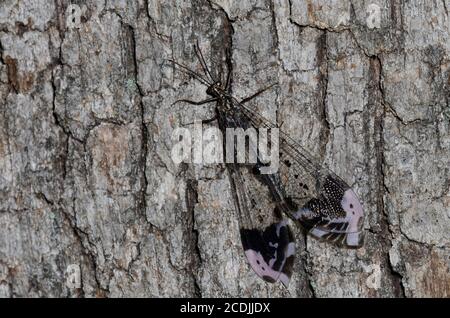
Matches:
[0,0,448,297]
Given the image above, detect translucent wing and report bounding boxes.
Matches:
[219,103,295,286]
[229,97,365,248]
[227,164,295,286]
[168,52,296,285]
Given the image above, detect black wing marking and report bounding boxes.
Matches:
[228,97,365,248]
[169,47,363,289]
[220,105,295,286]
[227,164,295,287]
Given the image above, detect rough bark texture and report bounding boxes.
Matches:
[0,0,449,298]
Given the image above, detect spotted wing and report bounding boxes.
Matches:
[232,98,365,248]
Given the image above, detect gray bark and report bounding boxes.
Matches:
[0,0,449,297]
